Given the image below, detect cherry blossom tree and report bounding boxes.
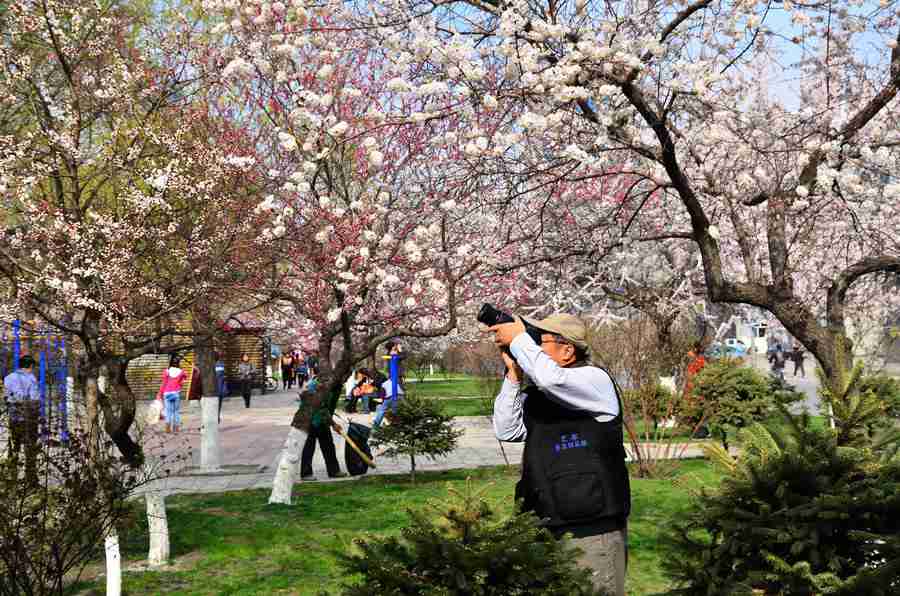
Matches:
[0,0,267,464]
[331,0,900,394]
[197,0,518,503]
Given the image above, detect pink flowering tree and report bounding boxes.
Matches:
[335,0,900,394]
[197,0,518,502]
[0,0,268,464]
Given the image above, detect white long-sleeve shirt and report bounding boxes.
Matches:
[492,333,620,442]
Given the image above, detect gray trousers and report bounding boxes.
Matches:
[568,527,627,596]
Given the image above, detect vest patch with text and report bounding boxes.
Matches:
[516,381,630,531]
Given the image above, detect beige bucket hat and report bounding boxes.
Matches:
[520,313,589,351]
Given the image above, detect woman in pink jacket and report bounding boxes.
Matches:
[156,356,187,433]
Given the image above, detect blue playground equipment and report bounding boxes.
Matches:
[1,319,70,441]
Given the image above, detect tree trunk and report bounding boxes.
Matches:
[410,452,416,485]
[192,327,218,405]
[201,396,222,471]
[146,492,169,567]
[105,530,121,596]
[97,358,142,467]
[84,373,100,447]
[269,426,309,505]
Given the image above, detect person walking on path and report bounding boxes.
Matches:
[3,355,41,485]
[281,353,294,390]
[156,356,187,433]
[238,353,254,408]
[489,313,630,596]
[791,344,806,377]
[768,344,787,382]
[306,351,319,377]
[299,378,347,480]
[214,353,227,422]
[295,355,309,389]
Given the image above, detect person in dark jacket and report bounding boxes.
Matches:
[768,343,786,381]
[490,313,629,596]
[3,355,41,485]
[238,353,254,408]
[791,344,806,377]
[299,378,347,480]
[214,353,227,422]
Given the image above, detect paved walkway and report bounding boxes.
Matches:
[744,353,822,413]
[139,389,711,497]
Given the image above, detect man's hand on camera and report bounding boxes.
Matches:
[500,350,523,384]
[489,318,525,347]
[488,319,525,383]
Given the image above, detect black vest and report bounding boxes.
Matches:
[515,374,630,535]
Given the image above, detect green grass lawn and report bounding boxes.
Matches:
[404,376,494,399]
[72,461,720,595]
[437,397,493,417]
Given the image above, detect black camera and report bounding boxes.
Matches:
[477,304,543,345]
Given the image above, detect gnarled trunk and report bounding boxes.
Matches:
[97,358,142,467]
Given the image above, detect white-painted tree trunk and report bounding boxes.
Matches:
[146,492,170,567]
[269,426,308,505]
[200,396,222,472]
[105,530,121,596]
[429,364,434,376]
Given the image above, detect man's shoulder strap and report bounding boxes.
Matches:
[595,365,625,421]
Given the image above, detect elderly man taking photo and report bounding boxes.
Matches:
[489,311,630,596]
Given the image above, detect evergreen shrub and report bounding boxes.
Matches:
[689,359,783,449]
[622,383,674,430]
[661,408,900,595]
[858,373,900,420]
[336,481,605,595]
[371,393,463,483]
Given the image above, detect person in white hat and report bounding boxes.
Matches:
[489,313,630,596]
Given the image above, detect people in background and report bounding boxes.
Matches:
[156,356,187,433]
[791,344,806,377]
[306,351,320,376]
[3,355,41,484]
[281,352,294,390]
[347,368,379,415]
[238,353,255,408]
[768,343,786,381]
[683,344,707,399]
[214,353,227,422]
[295,355,309,389]
[299,377,347,480]
[187,364,203,402]
[372,370,402,429]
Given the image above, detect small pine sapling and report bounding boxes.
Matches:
[370,393,463,484]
